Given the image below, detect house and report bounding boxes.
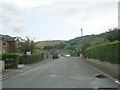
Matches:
[0,34,21,53]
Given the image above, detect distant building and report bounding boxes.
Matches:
[0,34,21,53]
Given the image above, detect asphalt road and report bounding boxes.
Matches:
[2,57,119,88]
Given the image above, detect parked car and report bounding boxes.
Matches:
[65,54,71,57]
[52,53,59,59]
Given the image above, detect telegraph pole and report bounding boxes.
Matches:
[80,28,83,58]
[81,28,83,36]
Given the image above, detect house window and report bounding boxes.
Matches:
[3,41,7,46]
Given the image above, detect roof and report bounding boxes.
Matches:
[1,34,16,42]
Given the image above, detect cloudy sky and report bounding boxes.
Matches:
[0,0,119,41]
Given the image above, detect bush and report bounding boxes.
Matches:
[19,53,44,64]
[85,41,120,64]
[28,53,44,64]
[2,53,19,69]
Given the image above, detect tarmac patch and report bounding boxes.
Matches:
[70,75,91,80]
[49,74,57,77]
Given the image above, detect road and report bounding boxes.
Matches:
[2,57,119,88]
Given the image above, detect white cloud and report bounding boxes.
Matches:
[1,0,52,8]
[0,0,118,39]
[1,2,27,32]
[1,0,119,9]
[48,0,119,3]
[34,2,118,31]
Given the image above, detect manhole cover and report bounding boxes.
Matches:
[94,74,107,78]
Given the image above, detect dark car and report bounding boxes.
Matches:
[52,53,59,59]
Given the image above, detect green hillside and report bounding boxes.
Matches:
[53,28,120,56]
[36,28,119,56]
[36,40,65,49]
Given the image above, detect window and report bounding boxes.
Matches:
[3,41,7,46]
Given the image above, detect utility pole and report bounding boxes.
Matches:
[81,28,83,36]
[80,28,83,58]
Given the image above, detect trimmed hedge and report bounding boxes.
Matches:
[19,53,44,64]
[2,53,19,69]
[85,41,120,64]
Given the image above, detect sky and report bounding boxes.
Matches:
[0,0,119,41]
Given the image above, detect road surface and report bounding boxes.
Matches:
[2,57,119,88]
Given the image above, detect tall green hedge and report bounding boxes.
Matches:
[19,53,44,64]
[28,53,44,64]
[2,53,19,69]
[85,41,120,64]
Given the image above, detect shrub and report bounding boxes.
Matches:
[2,53,19,69]
[85,41,120,64]
[28,53,44,64]
[19,53,44,64]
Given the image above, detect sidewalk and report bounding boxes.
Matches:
[1,59,52,81]
[83,59,119,80]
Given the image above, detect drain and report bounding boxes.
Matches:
[94,74,107,78]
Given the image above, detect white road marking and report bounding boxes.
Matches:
[115,80,120,84]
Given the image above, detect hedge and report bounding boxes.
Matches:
[2,53,19,69]
[19,53,44,64]
[85,41,120,64]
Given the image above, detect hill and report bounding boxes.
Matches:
[53,28,119,56]
[36,40,65,49]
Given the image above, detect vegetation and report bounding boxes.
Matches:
[43,46,53,50]
[100,28,120,42]
[17,28,119,64]
[49,28,119,59]
[36,40,66,56]
[2,53,19,69]
[19,53,44,64]
[2,28,119,69]
[54,42,69,50]
[53,28,119,56]
[36,40,64,49]
[19,37,36,55]
[85,41,120,64]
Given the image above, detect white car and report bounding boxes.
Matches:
[65,54,70,57]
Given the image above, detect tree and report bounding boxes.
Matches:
[19,37,36,55]
[43,46,53,50]
[100,28,120,42]
[54,42,67,50]
[91,37,109,46]
[107,28,120,41]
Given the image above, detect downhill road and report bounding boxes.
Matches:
[2,57,119,88]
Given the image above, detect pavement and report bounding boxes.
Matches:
[2,57,120,89]
[84,59,120,81]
